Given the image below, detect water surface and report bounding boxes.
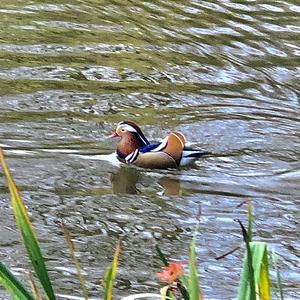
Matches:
[0,0,299,299]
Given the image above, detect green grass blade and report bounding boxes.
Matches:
[104,240,121,300]
[238,253,250,299]
[0,261,34,300]
[237,220,256,300]
[62,222,89,300]
[177,278,190,300]
[155,245,169,266]
[251,242,270,300]
[238,241,271,300]
[188,238,200,300]
[179,274,189,289]
[0,149,56,300]
[272,252,284,300]
[188,223,203,300]
[248,242,271,300]
[247,200,253,242]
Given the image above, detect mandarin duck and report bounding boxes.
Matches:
[110,121,209,169]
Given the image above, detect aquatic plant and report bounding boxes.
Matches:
[0,148,283,299]
[62,221,89,300]
[104,240,121,300]
[237,219,271,300]
[153,201,275,300]
[0,149,120,300]
[0,149,55,300]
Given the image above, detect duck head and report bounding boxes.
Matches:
[110,121,149,159]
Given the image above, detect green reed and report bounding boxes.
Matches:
[0,148,283,299]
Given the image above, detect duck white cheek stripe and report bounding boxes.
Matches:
[117,124,137,133]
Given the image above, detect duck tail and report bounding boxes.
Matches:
[183,148,211,158]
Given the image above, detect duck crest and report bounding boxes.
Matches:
[118,121,149,146]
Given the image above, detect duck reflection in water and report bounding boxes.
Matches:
[158,177,181,196]
[111,166,182,196]
[111,166,140,194]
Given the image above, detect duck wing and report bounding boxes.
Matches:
[125,132,185,169]
[150,132,185,164]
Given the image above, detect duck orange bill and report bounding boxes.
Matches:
[109,131,119,138]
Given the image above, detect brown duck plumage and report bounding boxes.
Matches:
[110,121,209,169]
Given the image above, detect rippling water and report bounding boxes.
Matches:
[0,0,299,299]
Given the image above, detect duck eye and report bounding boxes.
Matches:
[121,128,125,132]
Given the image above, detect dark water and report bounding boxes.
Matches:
[0,0,299,299]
